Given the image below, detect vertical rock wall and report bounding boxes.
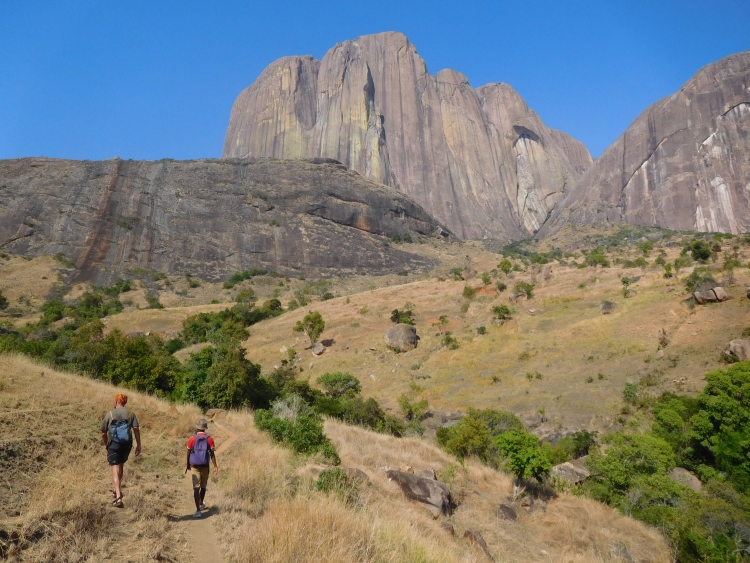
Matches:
[223,32,592,240]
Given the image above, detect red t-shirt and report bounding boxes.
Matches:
[186,432,215,451]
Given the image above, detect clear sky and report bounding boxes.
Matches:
[1,0,747,161]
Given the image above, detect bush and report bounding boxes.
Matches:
[686,240,712,262]
[389,308,414,325]
[316,372,361,398]
[436,408,524,465]
[0,290,8,310]
[254,405,339,464]
[146,295,164,309]
[462,286,476,299]
[623,382,640,404]
[492,305,512,321]
[480,272,491,285]
[684,267,716,293]
[293,311,325,346]
[235,287,256,303]
[223,268,267,289]
[585,247,610,268]
[498,259,512,274]
[164,338,186,354]
[495,430,552,482]
[496,281,507,292]
[513,281,535,298]
[441,334,459,349]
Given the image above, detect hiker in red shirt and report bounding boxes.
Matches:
[186,418,218,518]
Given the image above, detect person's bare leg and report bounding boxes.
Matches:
[111,464,122,500]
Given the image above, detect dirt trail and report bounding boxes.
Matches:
[174,419,238,563]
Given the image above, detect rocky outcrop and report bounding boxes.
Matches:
[223,32,592,240]
[725,339,750,362]
[542,51,750,236]
[384,324,418,351]
[386,469,453,516]
[0,157,447,285]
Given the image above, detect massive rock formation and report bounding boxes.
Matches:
[223,32,592,240]
[541,51,750,236]
[0,157,447,285]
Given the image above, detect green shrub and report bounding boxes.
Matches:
[254,405,339,464]
[686,240,712,262]
[476,325,486,335]
[146,295,164,309]
[441,334,459,349]
[223,268,267,289]
[390,308,414,325]
[623,382,640,404]
[164,338,186,354]
[480,272,491,285]
[496,281,507,292]
[0,290,9,310]
[293,311,325,346]
[513,281,534,298]
[585,247,610,268]
[495,430,552,482]
[317,372,361,398]
[498,259,512,274]
[462,286,476,299]
[684,267,716,293]
[235,287,256,303]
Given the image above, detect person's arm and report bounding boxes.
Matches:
[186,448,191,472]
[101,413,109,446]
[133,427,142,456]
[101,431,108,446]
[210,450,218,476]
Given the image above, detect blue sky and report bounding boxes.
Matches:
[1,0,747,160]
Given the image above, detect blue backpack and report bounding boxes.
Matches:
[189,434,211,466]
[108,410,132,444]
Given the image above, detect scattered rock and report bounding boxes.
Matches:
[280,345,288,354]
[527,308,540,316]
[126,331,145,338]
[599,301,617,314]
[509,293,527,304]
[205,408,226,419]
[386,470,453,516]
[655,350,665,360]
[463,529,495,562]
[312,342,325,355]
[712,287,729,301]
[624,289,637,298]
[495,503,517,521]
[725,339,750,362]
[669,467,702,492]
[401,465,414,474]
[340,342,349,350]
[440,522,455,536]
[384,324,419,351]
[551,457,590,485]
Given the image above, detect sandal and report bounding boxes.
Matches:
[112,496,123,508]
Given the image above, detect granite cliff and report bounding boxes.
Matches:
[541,51,750,237]
[223,32,593,240]
[0,157,447,284]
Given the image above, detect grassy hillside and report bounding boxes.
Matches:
[1,355,671,562]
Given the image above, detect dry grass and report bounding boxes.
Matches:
[210,411,672,563]
[0,354,201,562]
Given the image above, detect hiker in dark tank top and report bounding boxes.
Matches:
[100,393,141,508]
[186,418,218,518]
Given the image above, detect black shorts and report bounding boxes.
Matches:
[107,441,132,466]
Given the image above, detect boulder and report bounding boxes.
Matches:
[416,468,436,480]
[624,289,637,298]
[440,522,455,536]
[384,324,419,352]
[463,529,495,562]
[655,349,665,360]
[551,457,590,485]
[712,287,729,301]
[669,467,702,493]
[726,339,750,361]
[341,467,370,485]
[599,301,617,314]
[747,286,750,299]
[495,503,517,521]
[312,342,325,355]
[205,408,226,419]
[386,470,453,516]
[694,290,718,304]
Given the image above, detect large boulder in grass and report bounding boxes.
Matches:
[600,301,617,315]
[712,287,729,301]
[551,457,590,485]
[386,470,452,515]
[384,324,419,351]
[726,339,750,362]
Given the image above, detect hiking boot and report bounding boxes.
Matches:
[199,503,207,511]
[193,511,202,518]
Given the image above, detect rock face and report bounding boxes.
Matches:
[223,32,592,240]
[551,457,591,485]
[542,51,750,236]
[0,157,447,285]
[384,324,419,351]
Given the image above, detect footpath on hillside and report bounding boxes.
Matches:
[170,419,238,563]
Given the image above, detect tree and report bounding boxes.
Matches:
[513,281,535,299]
[293,310,325,346]
[687,240,712,262]
[495,430,552,496]
[492,305,512,321]
[317,372,361,398]
[585,247,610,268]
[480,272,491,285]
[498,260,512,274]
